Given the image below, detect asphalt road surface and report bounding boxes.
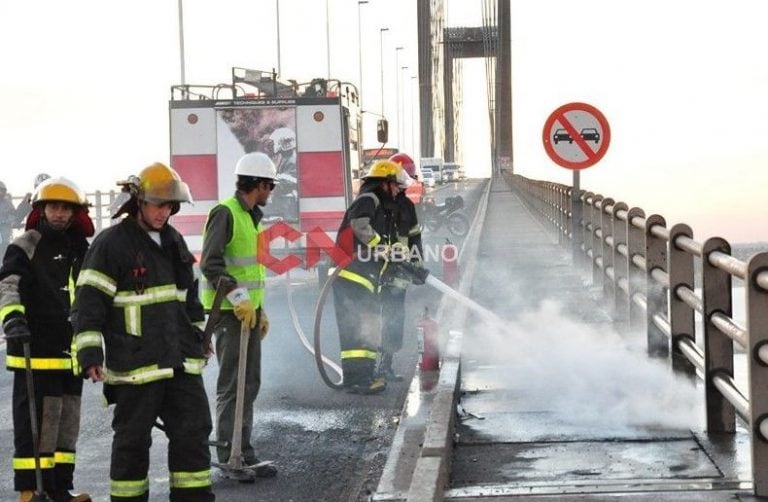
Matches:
[0,178,485,501]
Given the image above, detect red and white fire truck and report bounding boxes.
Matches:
[169,67,364,265]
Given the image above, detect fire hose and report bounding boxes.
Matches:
[285,267,345,388]
[311,259,431,390]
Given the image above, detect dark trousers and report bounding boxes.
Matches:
[12,369,83,494]
[332,278,380,386]
[108,373,214,502]
[213,311,261,464]
[380,285,407,355]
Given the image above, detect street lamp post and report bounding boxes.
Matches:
[379,27,389,116]
[411,75,418,156]
[177,0,186,86]
[357,1,369,109]
[399,65,408,151]
[276,0,281,76]
[326,0,331,79]
[394,46,403,149]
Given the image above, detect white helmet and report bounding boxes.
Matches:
[235,152,278,180]
[270,127,296,154]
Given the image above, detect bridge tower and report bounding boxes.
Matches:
[417,0,511,175]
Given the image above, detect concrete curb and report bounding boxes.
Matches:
[374,178,493,501]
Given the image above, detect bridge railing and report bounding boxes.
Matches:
[508,172,768,496]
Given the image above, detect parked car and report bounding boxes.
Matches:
[421,169,436,188]
[552,128,572,144]
[580,127,600,143]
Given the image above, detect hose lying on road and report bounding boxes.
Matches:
[310,266,346,390]
[284,268,344,389]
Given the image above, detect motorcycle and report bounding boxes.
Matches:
[420,195,469,236]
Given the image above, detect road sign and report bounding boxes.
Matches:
[542,102,610,170]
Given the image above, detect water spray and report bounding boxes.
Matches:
[312,260,503,389]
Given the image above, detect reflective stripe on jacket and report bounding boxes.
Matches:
[71,217,206,382]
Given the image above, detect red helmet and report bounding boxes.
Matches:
[389,153,416,178]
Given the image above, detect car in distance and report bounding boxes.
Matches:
[421,169,436,188]
[553,128,572,144]
[580,127,600,143]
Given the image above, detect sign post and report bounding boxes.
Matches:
[542,102,610,264]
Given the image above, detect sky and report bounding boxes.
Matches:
[1,0,767,243]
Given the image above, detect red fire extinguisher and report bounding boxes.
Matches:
[417,307,440,371]
[442,240,459,287]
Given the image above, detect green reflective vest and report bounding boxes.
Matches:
[201,197,265,310]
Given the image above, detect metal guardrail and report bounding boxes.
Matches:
[509,172,768,497]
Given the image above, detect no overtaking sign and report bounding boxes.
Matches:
[542,102,610,170]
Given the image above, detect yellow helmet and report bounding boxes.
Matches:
[363,159,413,187]
[33,177,88,207]
[363,160,400,180]
[137,162,192,206]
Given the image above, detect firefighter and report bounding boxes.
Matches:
[379,153,425,381]
[332,159,412,394]
[0,177,93,502]
[0,181,19,256]
[71,163,214,501]
[12,173,52,233]
[200,151,278,477]
[392,153,424,206]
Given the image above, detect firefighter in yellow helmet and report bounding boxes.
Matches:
[71,163,215,501]
[332,160,413,394]
[379,153,425,381]
[0,177,93,501]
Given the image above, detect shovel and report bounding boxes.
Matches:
[22,340,51,501]
[213,311,274,481]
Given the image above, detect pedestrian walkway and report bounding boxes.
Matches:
[377,176,755,501]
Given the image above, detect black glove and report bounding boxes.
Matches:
[3,317,32,344]
[410,264,430,285]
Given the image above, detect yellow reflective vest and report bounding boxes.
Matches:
[201,197,266,310]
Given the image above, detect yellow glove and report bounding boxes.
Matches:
[227,288,257,329]
[259,309,269,340]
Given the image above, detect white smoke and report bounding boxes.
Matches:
[461,299,702,431]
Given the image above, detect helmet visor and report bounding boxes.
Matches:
[142,179,193,205]
[396,169,414,188]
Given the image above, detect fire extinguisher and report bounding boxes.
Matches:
[416,307,440,371]
[442,239,459,287]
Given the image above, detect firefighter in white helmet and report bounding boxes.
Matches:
[200,151,278,477]
[1,177,94,501]
[71,163,214,501]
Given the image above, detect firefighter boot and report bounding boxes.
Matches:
[346,376,387,395]
[378,353,403,382]
[51,491,91,502]
[19,491,51,502]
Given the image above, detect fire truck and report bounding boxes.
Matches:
[168,67,364,265]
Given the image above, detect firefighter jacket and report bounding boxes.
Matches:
[0,223,89,371]
[335,182,397,293]
[387,191,423,256]
[71,216,207,384]
[200,193,265,311]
